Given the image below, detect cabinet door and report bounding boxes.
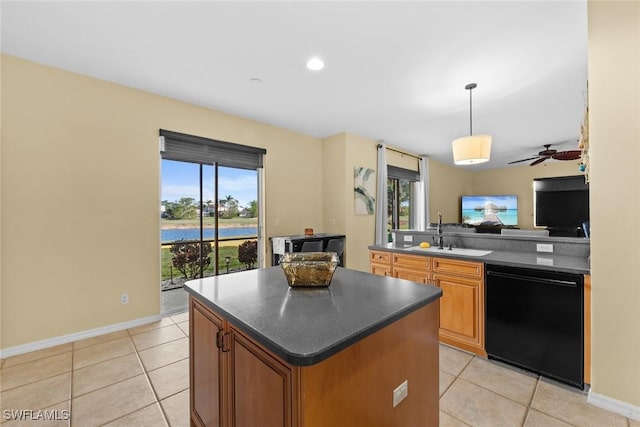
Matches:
[370,262,391,277]
[190,298,225,427]
[230,327,296,427]
[433,273,485,354]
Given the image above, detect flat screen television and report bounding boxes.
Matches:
[534,175,589,232]
[461,195,518,226]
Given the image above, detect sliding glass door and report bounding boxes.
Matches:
[160,160,259,314]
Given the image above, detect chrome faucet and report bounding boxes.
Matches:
[436,212,444,249]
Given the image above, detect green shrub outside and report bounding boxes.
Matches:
[161,242,253,281]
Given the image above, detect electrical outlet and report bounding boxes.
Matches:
[392,380,408,407]
[121,293,129,304]
[536,243,554,253]
[403,235,413,242]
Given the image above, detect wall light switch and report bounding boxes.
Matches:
[393,380,408,407]
[403,235,413,242]
[536,243,553,253]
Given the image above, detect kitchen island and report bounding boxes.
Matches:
[185,266,442,427]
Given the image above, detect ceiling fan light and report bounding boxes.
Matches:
[452,135,492,165]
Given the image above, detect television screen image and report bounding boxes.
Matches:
[461,195,518,226]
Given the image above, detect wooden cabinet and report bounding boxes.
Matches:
[190,298,295,427]
[190,294,439,427]
[230,328,296,427]
[369,250,485,356]
[432,258,485,356]
[369,250,392,277]
[191,298,224,427]
[392,253,432,285]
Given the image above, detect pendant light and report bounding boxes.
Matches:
[452,83,492,165]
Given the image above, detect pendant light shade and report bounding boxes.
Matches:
[452,135,492,165]
[452,83,492,165]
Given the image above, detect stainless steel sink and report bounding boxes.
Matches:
[407,246,492,257]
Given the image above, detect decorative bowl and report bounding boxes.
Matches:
[279,252,339,287]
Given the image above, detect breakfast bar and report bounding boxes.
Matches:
[185,266,442,427]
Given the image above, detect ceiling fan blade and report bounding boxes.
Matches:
[508,156,540,164]
[530,157,548,166]
[552,150,582,161]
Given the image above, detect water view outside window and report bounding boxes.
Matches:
[161,160,258,288]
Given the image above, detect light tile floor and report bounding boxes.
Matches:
[1,314,636,427]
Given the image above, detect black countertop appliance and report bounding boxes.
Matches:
[270,233,346,267]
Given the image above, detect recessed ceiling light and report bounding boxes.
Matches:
[249,77,263,83]
[306,57,325,71]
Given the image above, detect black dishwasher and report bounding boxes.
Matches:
[485,264,584,388]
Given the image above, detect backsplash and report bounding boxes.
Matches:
[392,229,590,258]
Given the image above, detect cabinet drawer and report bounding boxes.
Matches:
[393,267,431,284]
[370,250,392,265]
[393,253,431,270]
[370,262,392,277]
[432,258,483,278]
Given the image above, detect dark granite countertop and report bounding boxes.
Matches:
[185,267,442,366]
[369,243,590,275]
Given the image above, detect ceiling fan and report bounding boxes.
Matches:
[509,144,582,166]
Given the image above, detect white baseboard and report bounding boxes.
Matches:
[588,390,640,421]
[0,314,162,359]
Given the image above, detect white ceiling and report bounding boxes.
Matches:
[1,1,588,169]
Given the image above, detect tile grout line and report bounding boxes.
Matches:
[129,324,172,427]
[0,354,74,393]
[526,379,584,427]
[438,352,477,427]
[0,348,73,371]
[69,347,75,427]
[1,318,187,427]
[520,376,541,427]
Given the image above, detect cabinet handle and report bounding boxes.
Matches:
[221,332,231,353]
[216,329,224,349]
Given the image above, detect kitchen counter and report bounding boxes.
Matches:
[186,267,442,426]
[185,266,442,366]
[369,242,590,275]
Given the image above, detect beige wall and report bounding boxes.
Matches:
[1,55,323,348]
[428,159,474,223]
[322,133,347,236]
[321,132,378,273]
[344,133,378,272]
[472,162,581,229]
[588,1,640,407]
[387,148,419,171]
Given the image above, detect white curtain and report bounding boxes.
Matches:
[415,156,430,230]
[374,144,388,245]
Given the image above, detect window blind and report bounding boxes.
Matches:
[159,129,266,170]
[387,165,420,181]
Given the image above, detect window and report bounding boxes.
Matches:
[387,165,419,230]
[159,129,266,314]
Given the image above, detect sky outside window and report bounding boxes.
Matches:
[161,160,257,208]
